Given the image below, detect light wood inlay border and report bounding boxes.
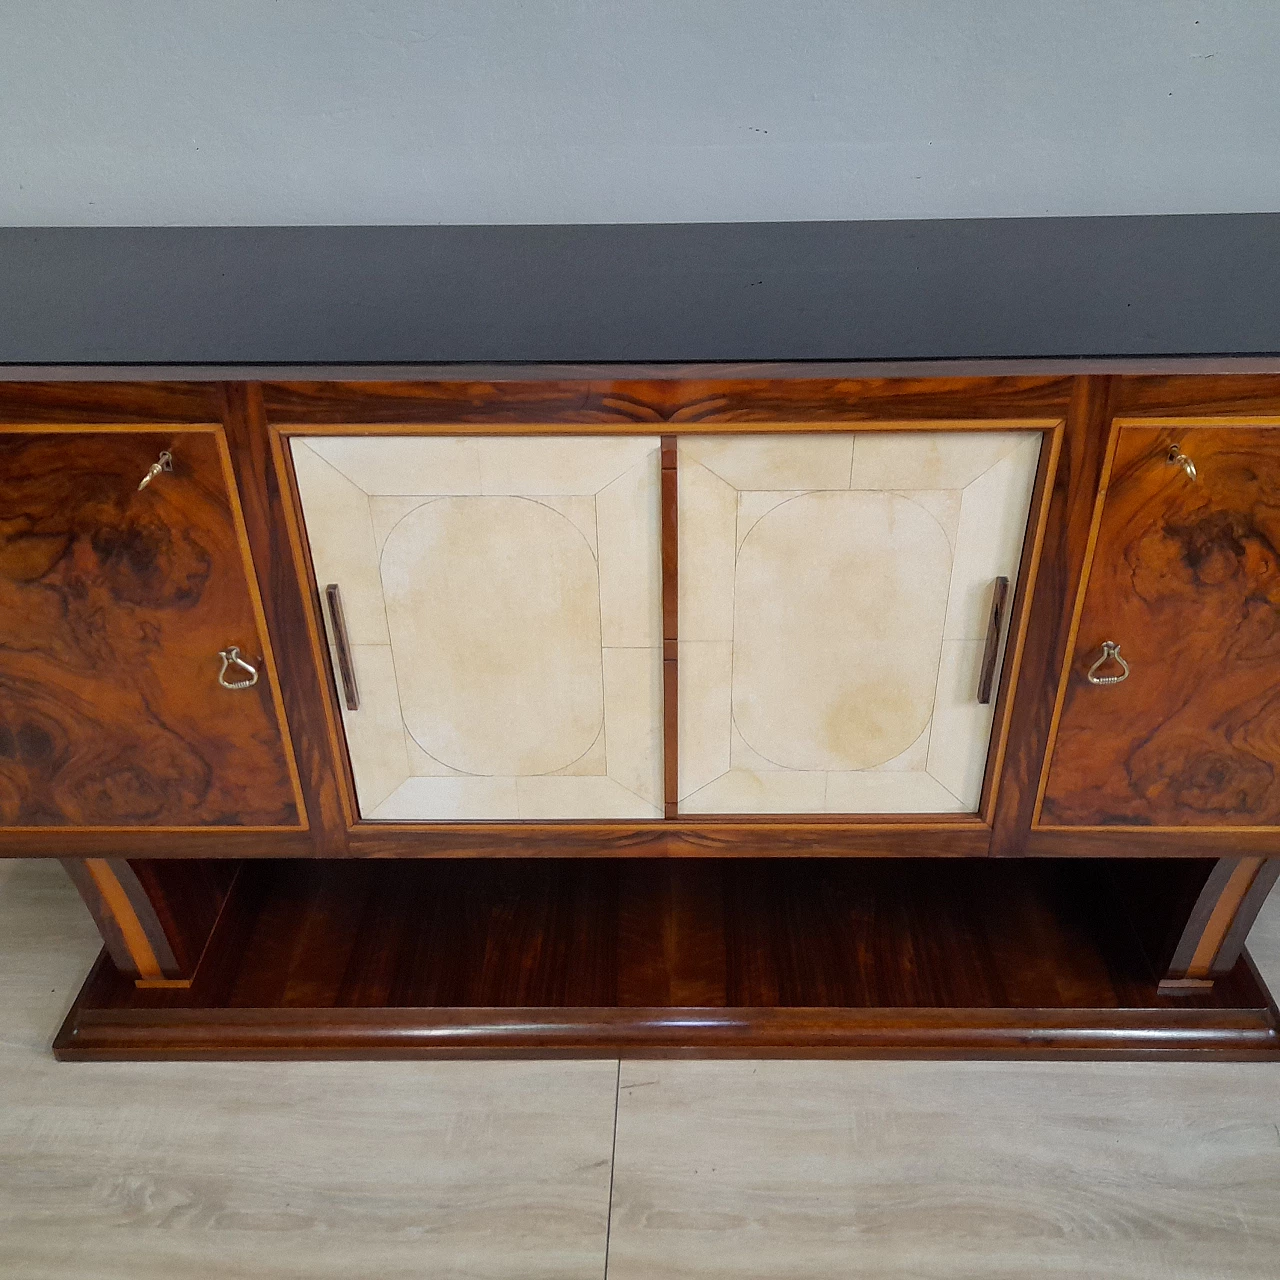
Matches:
[83,858,166,982]
[1031,413,1125,827]
[1186,860,1259,977]
[978,421,1063,825]
[269,422,362,838]
[1158,857,1280,995]
[212,426,308,828]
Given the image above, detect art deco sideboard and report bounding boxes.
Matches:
[3,218,1280,1059]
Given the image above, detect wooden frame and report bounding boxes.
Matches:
[5,372,1280,1061]
[267,401,1064,856]
[3,373,1280,861]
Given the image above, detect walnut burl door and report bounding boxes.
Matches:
[0,428,302,828]
[1041,423,1280,828]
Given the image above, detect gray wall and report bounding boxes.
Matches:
[2,0,1278,226]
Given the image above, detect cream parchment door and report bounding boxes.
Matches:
[676,430,1042,815]
[292,435,665,820]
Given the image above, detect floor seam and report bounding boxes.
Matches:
[603,1059,622,1279]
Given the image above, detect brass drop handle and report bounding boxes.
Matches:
[217,646,260,690]
[138,450,174,490]
[1166,443,1197,481]
[1086,640,1130,686]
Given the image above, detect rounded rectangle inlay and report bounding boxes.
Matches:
[381,496,604,776]
[292,434,664,820]
[733,491,951,771]
[677,430,1042,814]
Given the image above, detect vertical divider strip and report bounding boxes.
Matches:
[661,436,679,818]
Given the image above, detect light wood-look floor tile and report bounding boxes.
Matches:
[0,860,618,1280]
[607,892,1280,1280]
[5,859,1280,1279]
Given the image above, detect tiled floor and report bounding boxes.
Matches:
[2,857,1279,1279]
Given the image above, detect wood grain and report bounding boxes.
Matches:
[262,376,1075,427]
[1115,374,1280,415]
[661,436,678,818]
[989,377,1115,853]
[0,428,299,828]
[225,386,350,853]
[1160,857,1280,987]
[341,821,993,859]
[5,375,1280,860]
[265,413,361,840]
[606,1056,1280,1280]
[52,857,1280,1060]
[0,381,220,424]
[1042,425,1280,827]
[61,858,239,984]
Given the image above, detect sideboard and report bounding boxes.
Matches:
[3,219,1280,1060]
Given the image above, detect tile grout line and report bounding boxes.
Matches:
[603,1059,622,1280]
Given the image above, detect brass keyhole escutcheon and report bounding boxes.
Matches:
[1166,443,1197,481]
[137,449,174,491]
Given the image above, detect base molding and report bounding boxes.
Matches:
[55,967,1280,1061]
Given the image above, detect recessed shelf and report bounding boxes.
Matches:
[55,858,1280,1061]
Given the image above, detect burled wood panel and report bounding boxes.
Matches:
[0,429,300,827]
[1042,424,1280,827]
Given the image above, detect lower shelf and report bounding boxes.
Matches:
[55,858,1280,1061]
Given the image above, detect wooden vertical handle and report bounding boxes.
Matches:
[324,584,360,711]
[976,577,1010,705]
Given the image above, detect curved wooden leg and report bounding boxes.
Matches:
[1158,857,1280,995]
[63,858,239,988]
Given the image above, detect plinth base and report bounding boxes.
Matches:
[55,858,1280,1061]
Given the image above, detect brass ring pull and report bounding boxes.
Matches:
[1166,443,1197,481]
[1086,640,1130,686]
[217,646,260,690]
[138,450,174,491]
